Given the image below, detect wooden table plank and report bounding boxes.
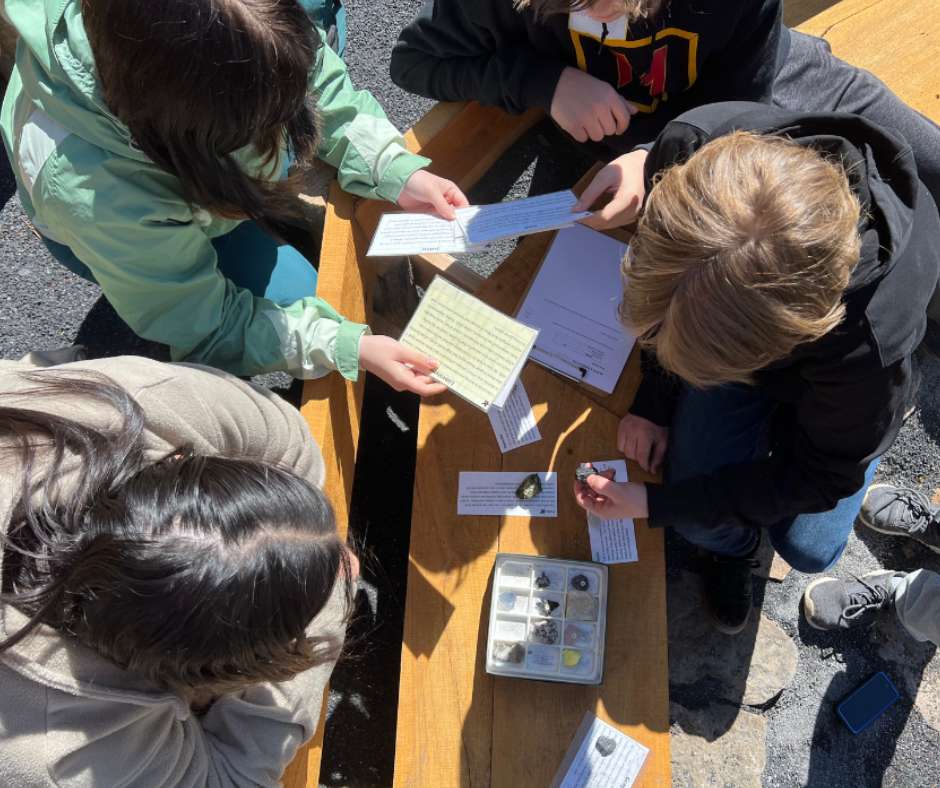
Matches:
[793,0,940,121]
[490,364,669,788]
[395,363,670,786]
[394,397,503,788]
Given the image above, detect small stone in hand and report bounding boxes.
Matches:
[575,463,599,483]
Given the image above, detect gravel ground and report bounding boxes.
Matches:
[1,2,939,784]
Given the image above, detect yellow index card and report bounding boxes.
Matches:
[400,276,538,412]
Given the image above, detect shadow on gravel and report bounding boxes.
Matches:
[798,613,936,786]
[320,374,421,787]
[1,144,16,210]
[75,297,170,362]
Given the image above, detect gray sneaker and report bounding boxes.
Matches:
[859,484,940,554]
[802,571,905,631]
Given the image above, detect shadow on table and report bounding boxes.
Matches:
[782,0,845,27]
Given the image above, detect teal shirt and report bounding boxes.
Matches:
[0,0,430,379]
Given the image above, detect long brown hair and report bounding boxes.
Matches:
[81,0,320,236]
[0,371,353,696]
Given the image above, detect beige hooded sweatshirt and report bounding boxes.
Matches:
[0,355,348,787]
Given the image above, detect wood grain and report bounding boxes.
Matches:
[286,183,374,788]
[395,361,670,786]
[793,0,940,121]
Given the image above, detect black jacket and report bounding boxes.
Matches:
[391,0,789,151]
[633,102,940,531]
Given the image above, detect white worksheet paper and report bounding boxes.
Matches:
[487,381,542,453]
[456,190,590,246]
[367,212,482,256]
[551,712,649,788]
[517,225,636,394]
[457,472,557,517]
[585,459,638,565]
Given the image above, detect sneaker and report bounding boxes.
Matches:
[859,484,940,554]
[702,548,760,635]
[802,571,905,631]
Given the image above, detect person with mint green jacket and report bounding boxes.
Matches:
[0,0,463,395]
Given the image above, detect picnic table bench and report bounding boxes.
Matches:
[286,0,940,783]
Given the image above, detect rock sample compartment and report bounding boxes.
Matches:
[485,553,608,684]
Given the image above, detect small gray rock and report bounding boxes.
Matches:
[595,736,617,757]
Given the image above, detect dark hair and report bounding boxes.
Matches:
[81,0,321,237]
[0,371,353,695]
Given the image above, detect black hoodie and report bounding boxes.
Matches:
[631,102,940,531]
[391,0,789,151]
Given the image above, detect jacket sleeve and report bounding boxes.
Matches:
[646,357,908,530]
[311,28,430,202]
[36,154,369,381]
[695,0,784,106]
[628,350,680,427]
[390,0,565,113]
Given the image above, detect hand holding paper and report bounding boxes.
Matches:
[399,277,537,411]
[359,335,447,397]
[367,190,590,257]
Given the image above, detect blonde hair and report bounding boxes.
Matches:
[622,131,862,388]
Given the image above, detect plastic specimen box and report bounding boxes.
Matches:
[485,553,608,684]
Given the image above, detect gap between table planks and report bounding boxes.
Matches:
[284,183,372,788]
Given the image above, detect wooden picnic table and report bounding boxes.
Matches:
[290,2,940,783]
[391,219,670,787]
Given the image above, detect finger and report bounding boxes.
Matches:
[428,187,456,220]
[635,433,652,473]
[651,437,668,475]
[409,379,449,397]
[598,108,616,137]
[393,367,446,396]
[394,344,439,374]
[585,473,619,498]
[625,434,639,462]
[585,117,605,142]
[447,184,470,209]
[626,101,639,116]
[610,99,631,135]
[589,194,638,231]
[617,419,631,455]
[571,124,589,144]
[574,169,616,212]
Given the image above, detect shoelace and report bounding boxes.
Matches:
[877,487,940,534]
[841,576,890,623]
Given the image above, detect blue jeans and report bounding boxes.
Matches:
[666,384,879,573]
[43,221,317,306]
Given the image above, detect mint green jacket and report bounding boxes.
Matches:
[0,0,430,379]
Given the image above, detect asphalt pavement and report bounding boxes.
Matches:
[1,1,939,784]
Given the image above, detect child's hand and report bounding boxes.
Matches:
[359,335,448,397]
[551,67,637,144]
[574,149,648,230]
[618,412,669,474]
[573,470,649,519]
[398,170,469,220]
